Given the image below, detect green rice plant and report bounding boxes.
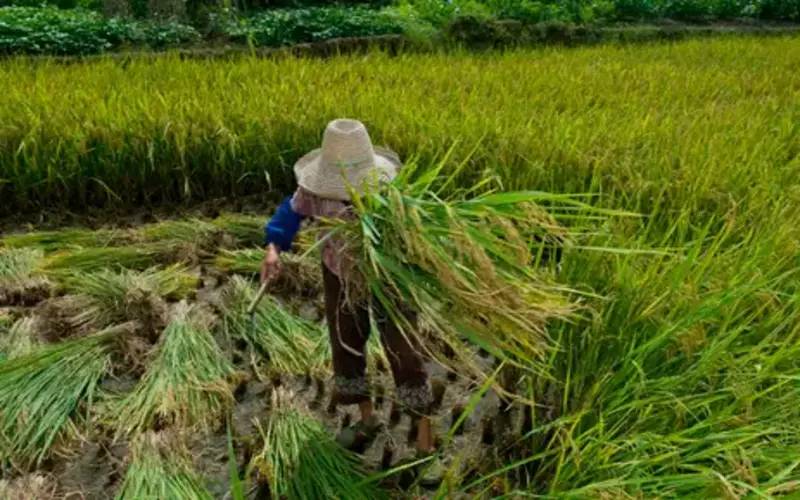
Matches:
[112,302,234,437]
[1,227,125,252]
[56,265,197,331]
[250,389,385,500]
[0,323,132,466]
[116,431,212,500]
[224,276,326,376]
[137,218,222,249]
[0,248,50,305]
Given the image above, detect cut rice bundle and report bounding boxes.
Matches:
[327,160,616,380]
[0,323,134,466]
[211,212,264,246]
[224,276,327,376]
[250,389,384,500]
[214,248,321,296]
[1,227,126,252]
[112,302,235,437]
[116,431,212,500]
[0,317,39,360]
[41,246,164,276]
[49,266,198,340]
[0,248,51,306]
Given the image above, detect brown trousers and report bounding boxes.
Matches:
[322,264,432,416]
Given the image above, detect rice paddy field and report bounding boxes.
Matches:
[1,34,800,498]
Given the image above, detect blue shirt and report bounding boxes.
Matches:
[264,196,305,251]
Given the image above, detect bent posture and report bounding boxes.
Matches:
[261,119,439,474]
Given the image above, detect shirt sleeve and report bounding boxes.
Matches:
[263,196,305,251]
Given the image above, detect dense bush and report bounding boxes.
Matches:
[0,7,199,55]
[221,6,402,46]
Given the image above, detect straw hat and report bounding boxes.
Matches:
[294,119,400,201]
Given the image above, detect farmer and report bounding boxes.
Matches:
[260,119,441,480]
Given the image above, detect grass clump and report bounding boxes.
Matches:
[250,389,384,500]
[112,302,234,437]
[0,323,132,466]
[224,276,326,376]
[116,431,212,500]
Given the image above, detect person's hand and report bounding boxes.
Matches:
[260,244,282,284]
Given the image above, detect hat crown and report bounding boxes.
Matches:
[319,119,376,170]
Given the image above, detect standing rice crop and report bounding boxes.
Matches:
[116,431,212,500]
[0,323,133,466]
[112,302,235,437]
[250,389,384,500]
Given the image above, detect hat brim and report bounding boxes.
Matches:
[294,148,400,201]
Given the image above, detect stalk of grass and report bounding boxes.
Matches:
[250,389,385,500]
[223,276,326,376]
[112,302,235,437]
[0,323,133,466]
[116,431,212,500]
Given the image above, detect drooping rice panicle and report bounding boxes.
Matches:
[0,323,133,466]
[0,227,125,252]
[328,159,617,380]
[223,276,326,376]
[214,248,321,295]
[0,317,39,360]
[0,248,51,306]
[251,389,385,500]
[116,431,212,500]
[112,302,234,437]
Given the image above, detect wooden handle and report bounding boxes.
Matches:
[247,282,269,315]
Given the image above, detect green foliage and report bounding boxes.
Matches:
[0,7,198,56]
[222,6,403,47]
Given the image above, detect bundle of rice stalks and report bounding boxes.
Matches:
[49,266,197,339]
[224,276,326,376]
[116,431,212,500]
[0,248,51,306]
[0,317,39,360]
[211,212,264,245]
[0,323,133,466]
[329,161,618,380]
[112,302,234,437]
[1,227,125,252]
[250,389,384,500]
[136,219,230,263]
[214,248,321,296]
[40,246,163,276]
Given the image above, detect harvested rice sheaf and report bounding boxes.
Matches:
[0,317,39,359]
[112,302,235,437]
[251,389,385,500]
[0,323,134,466]
[327,161,612,381]
[0,248,51,306]
[116,431,212,500]
[224,276,327,376]
[214,248,321,296]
